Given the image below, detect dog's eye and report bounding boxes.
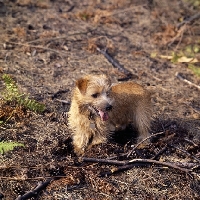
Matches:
[91,93,99,98]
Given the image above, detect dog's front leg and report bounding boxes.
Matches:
[72,129,92,156]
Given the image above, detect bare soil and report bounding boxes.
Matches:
[0,0,200,199]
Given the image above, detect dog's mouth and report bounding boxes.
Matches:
[90,106,109,121]
[97,109,109,121]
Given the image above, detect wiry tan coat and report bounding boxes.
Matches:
[109,82,152,139]
[68,74,152,155]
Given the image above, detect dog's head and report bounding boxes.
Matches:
[75,74,113,121]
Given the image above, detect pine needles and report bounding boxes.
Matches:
[1,74,45,113]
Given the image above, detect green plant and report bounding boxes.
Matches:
[78,10,94,21]
[2,74,21,101]
[171,52,182,63]
[0,141,24,154]
[1,74,45,113]
[189,64,200,77]
[184,0,200,8]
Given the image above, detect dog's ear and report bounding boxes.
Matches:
[102,74,111,87]
[76,77,88,94]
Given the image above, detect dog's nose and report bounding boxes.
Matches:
[106,105,112,111]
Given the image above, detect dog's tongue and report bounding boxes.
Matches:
[98,110,108,121]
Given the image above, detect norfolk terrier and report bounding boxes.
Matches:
[68,74,152,155]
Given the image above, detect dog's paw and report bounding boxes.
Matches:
[73,146,85,156]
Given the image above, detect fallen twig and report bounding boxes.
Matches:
[168,12,200,46]
[99,163,148,177]
[175,72,200,90]
[5,41,65,55]
[151,145,168,160]
[107,153,127,160]
[96,47,133,80]
[82,157,126,165]
[134,149,146,158]
[82,157,190,173]
[0,175,67,181]
[0,177,44,181]
[172,162,200,169]
[15,178,53,200]
[168,24,186,48]
[51,89,69,99]
[126,131,164,158]
[100,161,198,177]
[184,103,200,114]
[54,98,70,104]
[128,159,190,173]
[177,12,200,29]
[184,138,198,147]
[170,144,200,163]
[27,30,93,44]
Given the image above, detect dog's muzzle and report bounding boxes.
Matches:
[106,104,112,111]
[97,104,112,121]
[89,104,112,121]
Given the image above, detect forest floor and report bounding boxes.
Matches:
[0,0,200,199]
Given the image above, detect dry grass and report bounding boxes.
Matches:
[16,0,50,8]
[0,0,200,199]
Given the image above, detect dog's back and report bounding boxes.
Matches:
[109,81,152,140]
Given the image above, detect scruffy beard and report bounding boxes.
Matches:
[89,105,109,121]
[78,104,110,121]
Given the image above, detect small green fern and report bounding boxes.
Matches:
[1,74,45,113]
[2,74,21,101]
[19,96,45,112]
[0,141,24,154]
[189,64,200,77]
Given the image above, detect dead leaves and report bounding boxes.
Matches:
[76,9,119,25]
[13,26,26,38]
[46,168,120,197]
[159,54,199,63]
[0,100,28,126]
[16,0,50,9]
[153,24,178,45]
[87,36,115,54]
[85,170,120,195]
